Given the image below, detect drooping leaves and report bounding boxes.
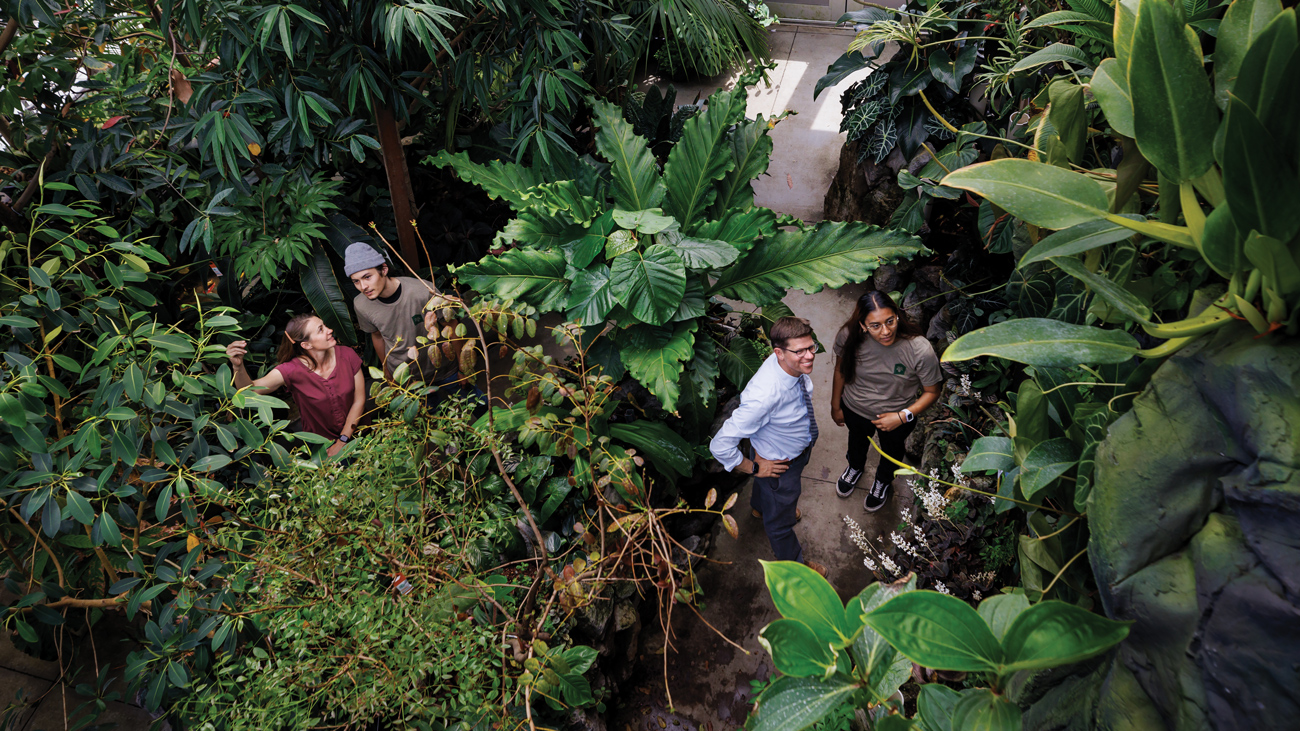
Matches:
[620,321,696,412]
[454,248,568,312]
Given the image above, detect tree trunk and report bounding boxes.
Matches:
[375,104,420,269]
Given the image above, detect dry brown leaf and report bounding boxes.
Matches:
[704,487,717,509]
[170,68,193,104]
[722,514,738,539]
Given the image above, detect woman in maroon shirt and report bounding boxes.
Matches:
[226,313,364,457]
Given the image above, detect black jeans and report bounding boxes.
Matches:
[842,399,915,487]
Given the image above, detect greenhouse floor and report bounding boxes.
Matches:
[613,24,907,730]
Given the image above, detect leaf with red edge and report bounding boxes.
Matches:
[102,116,129,129]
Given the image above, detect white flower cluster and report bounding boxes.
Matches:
[915,469,949,519]
[973,570,997,585]
[958,373,983,401]
[890,531,922,559]
[844,515,900,577]
[935,581,950,595]
[973,589,982,602]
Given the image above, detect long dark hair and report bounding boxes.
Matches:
[838,290,923,384]
[274,313,322,368]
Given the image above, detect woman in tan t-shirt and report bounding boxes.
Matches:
[830,291,942,512]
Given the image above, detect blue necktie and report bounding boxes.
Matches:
[800,376,818,449]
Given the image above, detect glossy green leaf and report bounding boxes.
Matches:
[929,44,978,93]
[64,490,95,526]
[1048,80,1087,164]
[0,393,27,427]
[427,150,544,210]
[592,98,666,211]
[519,181,602,225]
[1011,42,1093,73]
[717,336,767,390]
[712,114,780,215]
[1019,217,1139,267]
[710,221,924,304]
[1215,0,1284,107]
[977,592,1030,642]
[750,676,860,731]
[962,436,1015,474]
[847,577,917,702]
[916,684,963,731]
[620,321,695,412]
[104,407,137,421]
[1090,59,1134,138]
[761,560,856,648]
[611,208,678,234]
[300,244,358,347]
[1229,9,1297,117]
[1000,600,1130,673]
[951,689,1022,731]
[1050,256,1153,323]
[609,244,686,326]
[694,207,778,253]
[1243,232,1300,296]
[497,208,588,249]
[455,248,569,312]
[1129,0,1219,181]
[608,420,694,478]
[758,618,838,678]
[863,591,1003,672]
[943,318,1139,367]
[1114,0,1138,67]
[941,159,1109,230]
[565,265,618,327]
[1222,96,1300,242]
[191,455,233,473]
[659,232,741,269]
[663,85,746,228]
[1019,437,1081,499]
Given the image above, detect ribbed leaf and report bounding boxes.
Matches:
[518,180,602,224]
[1010,43,1094,73]
[1024,10,1112,29]
[455,248,568,311]
[694,207,779,253]
[495,208,587,249]
[621,321,695,412]
[750,676,860,731]
[943,318,1139,367]
[717,336,768,389]
[663,86,747,229]
[659,231,741,269]
[566,264,618,326]
[711,114,782,216]
[426,150,543,210]
[609,244,687,325]
[710,222,925,304]
[592,98,666,211]
[608,420,694,478]
[299,244,357,346]
[941,159,1110,230]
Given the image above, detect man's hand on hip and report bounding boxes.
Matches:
[754,455,790,478]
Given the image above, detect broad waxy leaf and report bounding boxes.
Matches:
[1019,217,1140,267]
[620,321,695,412]
[999,600,1130,673]
[951,689,1022,731]
[847,577,917,702]
[519,180,602,224]
[929,44,979,93]
[962,436,1015,474]
[427,150,543,210]
[609,244,687,326]
[758,618,838,678]
[663,85,746,228]
[710,222,924,304]
[659,232,741,269]
[761,561,856,648]
[608,420,694,478]
[455,248,568,312]
[750,676,860,731]
[1010,43,1093,73]
[300,244,358,347]
[717,336,768,389]
[1129,0,1219,181]
[1048,79,1087,164]
[1050,256,1153,323]
[942,159,1109,230]
[976,593,1030,642]
[712,114,780,215]
[916,684,964,731]
[1215,0,1284,107]
[496,208,587,250]
[592,99,666,211]
[943,318,1140,367]
[565,264,618,326]
[611,208,678,234]
[1222,96,1300,242]
[563,210,616,269]
[814,50,878,100]
[1090,59,1134,138]
[864,591,1004,672]
[694,207,779,253]
[1019,437,1081,499]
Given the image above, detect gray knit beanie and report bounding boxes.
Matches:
[343,242,387,277]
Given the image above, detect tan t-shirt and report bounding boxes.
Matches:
[354,277,453,380]
[832,326,942,417]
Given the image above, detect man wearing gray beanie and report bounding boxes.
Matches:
[344,242,453,385]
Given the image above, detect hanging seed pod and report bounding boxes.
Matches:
[459,342,477,373]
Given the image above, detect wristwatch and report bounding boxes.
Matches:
[337,434,352,443]
[900,408,915,423]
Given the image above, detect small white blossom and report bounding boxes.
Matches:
[973,589,982,601]
[881,554,899,575]
[890,531,921,559]
[935,581,950,595]
[863,556,878,571]
[959,373,972,395]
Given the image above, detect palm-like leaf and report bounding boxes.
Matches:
[663,86,748,230]
[592,98,666,211]
[635,0,770,72]
[454,248,569,311]
[621,321,697,413]
[427,150,544,210]
[710,221,926,304]
[299,244,358,346]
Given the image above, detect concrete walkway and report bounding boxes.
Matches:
[613,24,916,730]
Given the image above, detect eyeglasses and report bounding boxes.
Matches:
[780,345,817,357]
[865,316,898,332]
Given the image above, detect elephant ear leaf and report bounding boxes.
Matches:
[592,98,666,211]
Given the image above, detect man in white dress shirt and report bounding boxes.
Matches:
[710,317,827,576]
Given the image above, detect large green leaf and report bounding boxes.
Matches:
[659,231,741,269]
[611,208,678,234]
[758,619,838,679]
[717,336,768,389]
[609,244,687,325]
[1050,256,1153,322]
[999,600,1130,673]
[847,577,917,702]
[609,420,694,479]
[709,222,924,304]
[299,244,357,347]
[951,689,1022,731]
[693,207,779,253]
[455,248,568,312]
[941,159,1109,230]
[976,593,1030,642]
[663,85,746,229]
[1019,217,1140,267]
[519,180,602,224]
[562,210,616,269]
[1231,8,1298,118]
[962,436,1015,474]
[565,264,618,326]
[1019,437,1081,499]
[943,319,1140,367]
[1010,42,1093,73]
[750,676,860,731]
[1091,59,1135,138]
[761,561,856,647]
[1048,79,1088,164]
[928,45,979,94]
[1215,0,1284,107]
[1222,96,1300,242]
[620,321,695,412]
[592,98,666,211]
[915,684,964,731]
[1129,0,1219,181]
[711,114,780,215]
[496,208,588,249]
[427,150,543,210]
[864,591,1003,672]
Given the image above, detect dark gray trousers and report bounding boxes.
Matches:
[749,447,810,563]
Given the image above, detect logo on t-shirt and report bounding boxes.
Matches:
[893,363,907,375]
[411,313,423,326]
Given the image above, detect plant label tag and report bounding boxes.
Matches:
[391,574,413,595]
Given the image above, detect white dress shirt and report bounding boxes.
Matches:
[710,353,814,471]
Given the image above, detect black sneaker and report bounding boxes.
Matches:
[863,479,891,512]
[836,466,862,498]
